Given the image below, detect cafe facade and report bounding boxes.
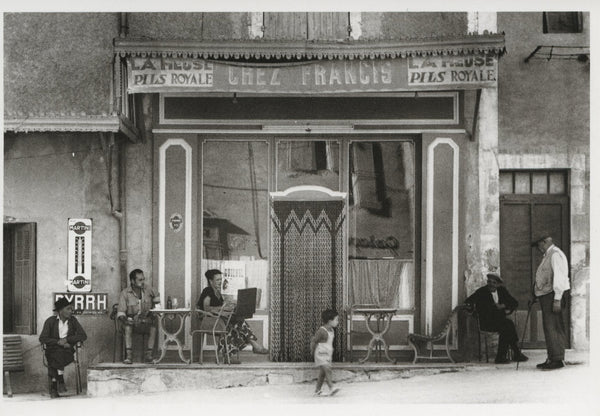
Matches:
[3,12,590,392]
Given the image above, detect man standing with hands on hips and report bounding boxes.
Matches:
[531,234,570,370]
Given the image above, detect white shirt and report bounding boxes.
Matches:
[547,244,570,300]
[57,316,69,339]
[491,290,499,304]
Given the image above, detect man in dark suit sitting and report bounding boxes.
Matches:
[39,297,87,398]
[465,272,528,364]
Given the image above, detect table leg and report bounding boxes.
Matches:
[153,313,190,364]
[359,313,376,364]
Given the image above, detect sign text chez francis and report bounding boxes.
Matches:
[126,54,498,94]
[407,55,498,86]
[128,57,395,93]
[54,293,108,315]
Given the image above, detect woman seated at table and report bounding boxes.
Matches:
[197,269,268,361]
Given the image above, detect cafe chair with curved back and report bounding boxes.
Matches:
[191,304,236,364]
[41,341,83,395]
[407,306,464,364]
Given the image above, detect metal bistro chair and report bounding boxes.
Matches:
[407,306,462,364]
[110,303,152,363]
[41,341,83,395]
[473,308,515,363]
[191,304,236,364]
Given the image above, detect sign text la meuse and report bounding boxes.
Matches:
[408,55,497,85]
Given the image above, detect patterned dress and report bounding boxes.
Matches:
[197,286,257,355]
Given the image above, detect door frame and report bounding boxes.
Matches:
[500,193,571,348]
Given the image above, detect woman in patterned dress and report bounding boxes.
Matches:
[197,269,268,361]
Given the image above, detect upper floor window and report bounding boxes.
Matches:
[543,12,583,34]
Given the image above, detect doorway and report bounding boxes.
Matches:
[499,170,570,348]
[270,188,346,362]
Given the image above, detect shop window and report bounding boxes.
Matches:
[348,141,415,311]
[499,170,568,195]
[276,140,340,191]
[201,141,269,310]
[543,12,583,34]
[3,223,36,334]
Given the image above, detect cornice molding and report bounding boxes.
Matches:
[4,114,140,142]
[114,34,506,60]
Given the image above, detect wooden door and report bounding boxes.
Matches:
[500,195,570,348]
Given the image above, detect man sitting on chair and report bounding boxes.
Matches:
[39,297,87,398]
[464,272,528,364]
[117,269,159,364]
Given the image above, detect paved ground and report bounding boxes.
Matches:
[3,350,598,415]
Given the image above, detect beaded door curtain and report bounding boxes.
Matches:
[271,200,346,362]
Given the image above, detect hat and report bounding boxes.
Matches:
[486,272,503,284]
[531,233,552,247]
[53,297,72,311]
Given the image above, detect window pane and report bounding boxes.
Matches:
[544,12,582,34]
[499,172,513,194]
[276,140,340,191]
[532,172,548,194]
[549,172,566,194]
[514,172,531,194]
[348,141,415,310]
[202,141,269,310]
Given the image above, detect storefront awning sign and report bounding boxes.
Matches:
[126,55,497,94]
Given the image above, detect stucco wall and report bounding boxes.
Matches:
[3,13,118,117]
[4,132,121,393]
[497,12,589,153]
[362,12,468,39]
[497,12,590,349]
[127,12,251,40]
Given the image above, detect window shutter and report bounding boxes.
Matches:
[307,12,349,40]
[263,12,350,40]
[12,223,36,334]
[263,12,308,40]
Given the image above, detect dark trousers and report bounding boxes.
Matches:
[539,292,567,361]
[496,318,519,360]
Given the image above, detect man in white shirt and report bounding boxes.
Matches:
[531,234,570,370]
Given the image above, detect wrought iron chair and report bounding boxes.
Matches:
[110,303,152,363]
[41,341,83,395]
[407,306,463,364]
[473,308,515,363]
[190,304,236,364]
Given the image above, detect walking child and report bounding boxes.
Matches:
[310,309,340,396]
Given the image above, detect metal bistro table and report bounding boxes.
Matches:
[353,307,397,364]
[151,308,191,364]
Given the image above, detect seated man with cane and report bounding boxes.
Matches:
[39,297,87,398]
[464,272,528,364]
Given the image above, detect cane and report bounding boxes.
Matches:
[516,299,535,371]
